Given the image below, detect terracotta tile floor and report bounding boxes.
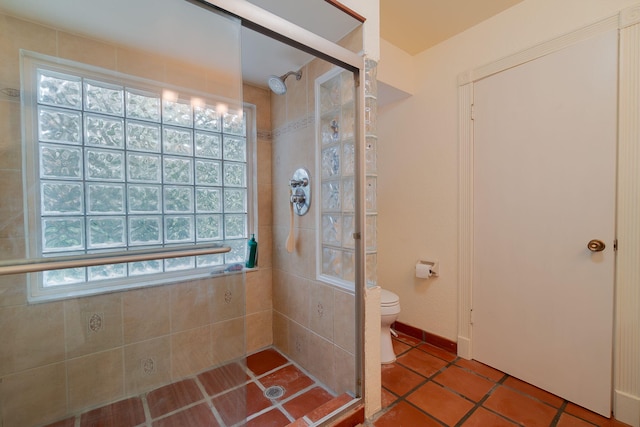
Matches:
[45,347,354,427]
[366,333,631,427]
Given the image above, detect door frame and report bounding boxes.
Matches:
[457,5,640,424]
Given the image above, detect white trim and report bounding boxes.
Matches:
[458,15,619,86]
[457,82,473,359]
[616,13,640,427]
[614,390,640,427]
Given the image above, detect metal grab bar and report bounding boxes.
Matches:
[0,244,231,276]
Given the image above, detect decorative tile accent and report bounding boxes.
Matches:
[87,312,103,333]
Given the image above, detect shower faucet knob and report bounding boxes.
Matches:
[289,177,308,188]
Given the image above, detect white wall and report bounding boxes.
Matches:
[377,0,637,341]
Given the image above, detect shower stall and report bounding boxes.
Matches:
[0,0,374,425]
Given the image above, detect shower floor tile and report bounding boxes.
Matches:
[45,347,351,427]
[367,332,632,427]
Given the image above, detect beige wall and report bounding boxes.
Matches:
[0,13,273,427]
[377,0,638,342]
[377,0,640,424]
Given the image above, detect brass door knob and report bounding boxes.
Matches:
[587,239,606,252]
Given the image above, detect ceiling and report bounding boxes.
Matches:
[380,0,525,55]
[0,0,524,88]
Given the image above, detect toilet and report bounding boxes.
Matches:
[380,289,401,364]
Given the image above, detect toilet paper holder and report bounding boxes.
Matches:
[417,260,439,277]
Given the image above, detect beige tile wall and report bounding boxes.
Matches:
[270,27,363,395]
[0,13,273,427]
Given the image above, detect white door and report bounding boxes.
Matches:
[472,29,617,417]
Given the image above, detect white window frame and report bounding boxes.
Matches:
[21,51,255,302]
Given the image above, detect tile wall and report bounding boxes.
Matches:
[270,29,363,397]
[0,13,273,427]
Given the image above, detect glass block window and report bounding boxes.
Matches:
[316,69,361,289]
[23,54,252,299]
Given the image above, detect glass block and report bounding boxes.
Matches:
[321,145,340,178]
[366,137,377,174]
[223,111,246,136]
[322,246,342,278]
[129,216,162,245]
[342,251,355,282]
[128,185,161,213]
[42,217,84,252]
[322,214,341,245]
[223,136,246,162]
[165,215,194,243]
[341,106,355,141]
[366,253,377,288]
[37,70,82,109]
[87,183,124,214]
[366,176,377,211]
[341,71,355,104]
[88,263,127,281]
[128,153,161,182]
[365,96,377,136]
[85,114,124,148]
[197,253,224,267]
[85,80,124,116]
[42,181,83,215]
[194,105,221,132]
[320,116,340,144]
[196,214,222,240]
[163,157,193,184]
[163,127,193,155]
[196,187,222,213]
[342,141,354,176]
[342,177,355,212]
[224,214,246,239]
[88,217,126,248]
[224,239,246,264]
[195,131,222,158]
[224,189,246,213]
[86,148,124,181]
[223,162,246,187]
[129,259,162,276]
[43,267,86,287]
[126,122,161,152]
[342,214,355,249]
[320,77,341,114]
[126,90,160,122]
[195,160,221,186]
[321,181,341,212]
[40,144,82,179]
[366,215,377,251]
[364,59,378,98]
[162,99,192,127]
[165,256,195,271]
[38,107,82,144]
[164,186,193,212]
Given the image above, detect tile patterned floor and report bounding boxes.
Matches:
[44,348,352,427]
[366,333,631,427]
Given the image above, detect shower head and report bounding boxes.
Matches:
[267,70,302,95]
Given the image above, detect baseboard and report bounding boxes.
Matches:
[393,321,457,354]
[615,390,640,427]
[457,336,472,360]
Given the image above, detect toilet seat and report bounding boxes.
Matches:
[380,289,399,307]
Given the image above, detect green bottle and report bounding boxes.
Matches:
[245,234,258,268]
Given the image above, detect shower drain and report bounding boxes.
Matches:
[264,385,285,399]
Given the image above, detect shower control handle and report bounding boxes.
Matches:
[289,177,308,188]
